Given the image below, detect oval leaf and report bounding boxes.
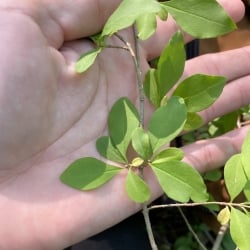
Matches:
[217,206,230,225]
[224,154,247,201]
[60,157,122,190]
[131,157,144,168]
[148,96,187,152]
[241,129,250,179]
[144,68,161,108]
[156,31,185,98]
[151,160,208,202]
[76,48,102,73]
[243,181,250,202]
[173,74,226,112]
[125,169,151,203]
[136,13,157,40]
[152,147,184,164]
[108,97,139,160]
[132,127,153,160]
[162,0,236,38]
[102,0,162,37]
[184,112,203,131]
[230,207,250,250]
[96,136,127,163]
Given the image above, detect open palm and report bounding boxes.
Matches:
[0,1,248,249]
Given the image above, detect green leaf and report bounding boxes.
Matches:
[230,207,250,250]
[184,112,203,131]
[241,129,250,179]
[96,136,127,163]
[136,13,157,40]
[162,0,236,38]
[108,97,139,160]
[60,157,122,190]
[204,169,222,182]
[209,111,239,137]
[75,48,102,73]
[125,168,151,203]
[156,31,185,98]
[102,0,162,37]
[131,127,153,160]
[131,157,144,168]
[152,147,184,164]
[148,96,187,152]
[90,33,105,47]
[244,181,250,202]
[173,74,226,112]
[157,5,168,21]
[224,154,247,201]
[144,68,161,108]
[217,206,230,225]
[151,160,208,202]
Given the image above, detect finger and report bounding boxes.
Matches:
[182,125,250,173]
[184,46,250,81]
[1,0,121,48]
[143,0,245,60]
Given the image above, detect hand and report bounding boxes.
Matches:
[0,1,246,249]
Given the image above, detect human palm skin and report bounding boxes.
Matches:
[0,1,248,249]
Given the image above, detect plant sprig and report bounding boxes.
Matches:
[59,1,250,249]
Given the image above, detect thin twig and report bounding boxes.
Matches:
[178,207,207,250]
[149,202,250,211]
[104,45,129,51]
[143,204,158,250]
[132,25,158,249]
[117,28,158,249]
[212,223,229,250]
[132,25,145,127]
[114,31,144,126]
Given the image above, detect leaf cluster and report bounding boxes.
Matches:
[61,0,236,206]
[59,1,250,249]
[75,0,235,73]
[214,130,250,250]
[61,96,208,204]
